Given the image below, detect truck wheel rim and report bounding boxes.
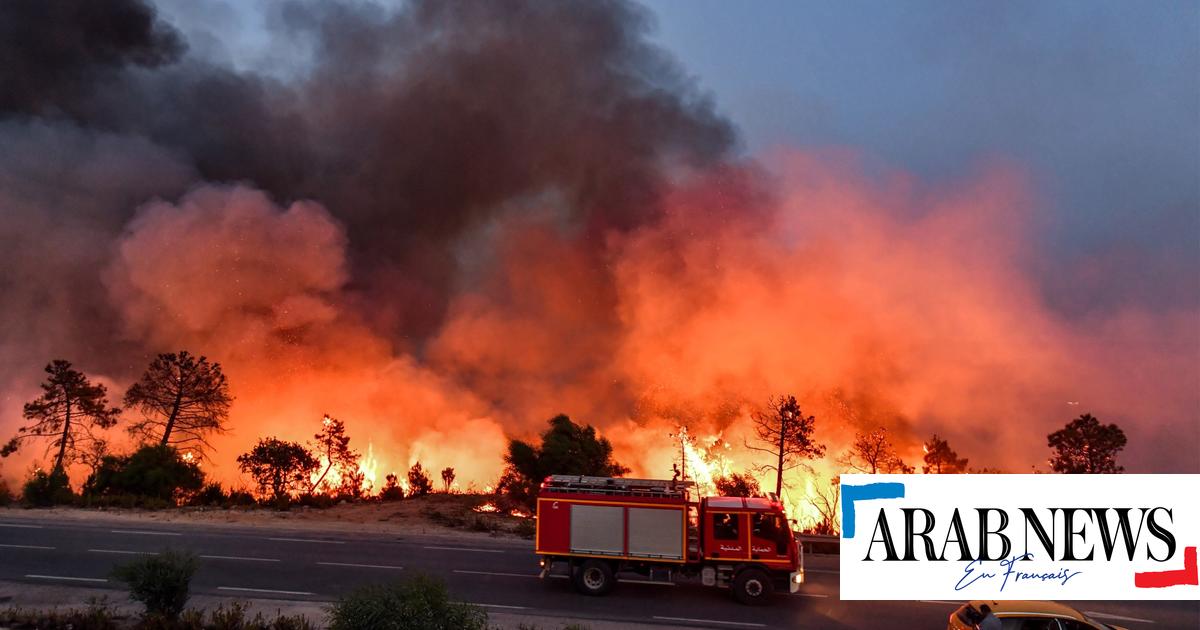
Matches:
[583,568,605,589]
[745,578,764,597]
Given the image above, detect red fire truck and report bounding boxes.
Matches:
[535,475,805,605]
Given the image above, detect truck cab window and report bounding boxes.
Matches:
[712,512,740,540]
[752,513,789,554]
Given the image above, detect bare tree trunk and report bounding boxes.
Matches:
[775,414,786,497]
[310,444,332,495]
[161,385,183,446]
[54,394,71,475]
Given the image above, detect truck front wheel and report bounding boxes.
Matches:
[732,568,773,605]
[573,559,615,596]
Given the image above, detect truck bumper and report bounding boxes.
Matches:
[789,569,804,593]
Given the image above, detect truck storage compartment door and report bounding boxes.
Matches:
[627,507,684,560]
[570,504,624,555]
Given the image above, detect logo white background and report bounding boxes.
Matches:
[839,474,1200,600]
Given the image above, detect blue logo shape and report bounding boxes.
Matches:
[841,482,905,538]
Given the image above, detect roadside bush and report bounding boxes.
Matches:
[468,515,498,533]
[0,478,13,506]
[78,494,173,510]
[166,602,318,630]
[329,574,487,630]
[111,549,198,620]
[84,444,205,505]
[226,488,257,507]
[0,598,118,630]
[407,462,434,497]
[296,492,337,509]
[513,518,537,539]
[187,482,228,507]
[22,469,74,506]
[379,473,404,501]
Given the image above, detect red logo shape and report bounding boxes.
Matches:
[1134,546,1198,588]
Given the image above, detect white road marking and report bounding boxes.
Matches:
[454,569,535,578]
[0,543,55,550]
[617,578,675,586]
[799,592,830,598]
[318,561,402,570]
[202,555,280,563]
[26,574,107,583]
[1084,611,1156,624]
[89,549,159,555]
[218,586,314,596]
[268,537,345,544]
[110,529,181,536]
[653,616,766,628]
[0,523,43,529]
[424,546,504,554]
[467,603,528,610]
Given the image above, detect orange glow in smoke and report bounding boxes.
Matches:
[3,152,1193,516]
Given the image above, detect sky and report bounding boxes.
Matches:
[641,0,1200,316]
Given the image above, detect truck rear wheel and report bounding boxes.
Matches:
[573,559,615,596]
[732,568,773,605]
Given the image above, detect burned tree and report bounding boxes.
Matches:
[123,351,231,458]
[407,461,434,497]
[236,438,318,500]
[714,471,761,497]
[922,434,969,473]
[840,427,913,474]
[441,467,456,493]
[746,395,826,497]
[308,414,362,496]
[1048,414,1127,473]
[1,360,120,475]
[808,474,841,536]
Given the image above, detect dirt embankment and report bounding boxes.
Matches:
[0,494,534,543]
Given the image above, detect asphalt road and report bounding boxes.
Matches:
[1,516,1196,629]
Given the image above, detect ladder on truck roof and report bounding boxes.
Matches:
[543,475,694,500]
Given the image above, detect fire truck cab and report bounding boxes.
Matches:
[535,475,804,605]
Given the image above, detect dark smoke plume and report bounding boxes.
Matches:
[2,0,736,338]
[0,0,184,116]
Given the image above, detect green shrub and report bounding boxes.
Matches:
[111,549,198,620]
[22,469,73,506]
[84,444,205,504]
[329,574,486,630]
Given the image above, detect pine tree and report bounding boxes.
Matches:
[2,360,120,475]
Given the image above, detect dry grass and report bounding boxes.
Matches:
[0,494,534,541]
